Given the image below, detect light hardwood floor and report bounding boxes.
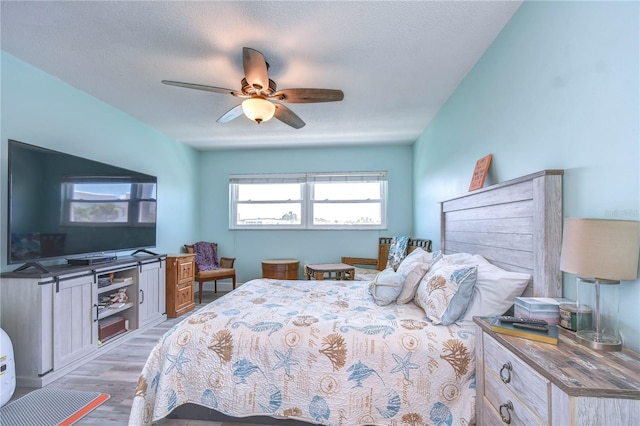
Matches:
[10,291,270,426]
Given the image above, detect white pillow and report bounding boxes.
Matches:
[441,252,475,264]
[370,268,404,306]
[395,249,441,304]
[414,262,478,325]
[461,254,531,321]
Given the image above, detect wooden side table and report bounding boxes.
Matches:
[262,259,300,280]
[305,263,355,280]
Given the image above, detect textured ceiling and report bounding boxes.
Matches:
[1,1,521,150]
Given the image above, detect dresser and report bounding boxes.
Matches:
[166,254,196,318]
[474,316,640,425]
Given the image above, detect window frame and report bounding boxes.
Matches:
[229,171,388,230]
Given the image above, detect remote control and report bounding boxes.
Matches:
[499,316,548,325]
[513,322,549,333]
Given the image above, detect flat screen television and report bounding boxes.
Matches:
[7,139,157,269]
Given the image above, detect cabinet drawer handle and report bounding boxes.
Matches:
[500,361,512,383]
[499,400,514,424]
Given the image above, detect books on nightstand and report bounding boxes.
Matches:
[489,316,559,345]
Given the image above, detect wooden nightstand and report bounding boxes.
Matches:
[474,316,640,425]
[166,254,196,318]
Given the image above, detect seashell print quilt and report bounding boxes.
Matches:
[129,278,476,425]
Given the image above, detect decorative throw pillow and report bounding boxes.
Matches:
[386,236,410,270]
[461,254,531,321]
[370,268,404,306]
[415,263,478,325]
[395,249,442,304]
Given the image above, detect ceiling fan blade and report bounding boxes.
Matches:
[162,80,243,97]
[217,105,244,123]
[243,47,270,92]
[272,88,344,103]
[273,104,305,129]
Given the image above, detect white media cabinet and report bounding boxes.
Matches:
[0,254,166,387]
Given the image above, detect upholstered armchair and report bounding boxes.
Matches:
[185,242,236,303]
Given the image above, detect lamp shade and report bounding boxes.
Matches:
[242,98,276,123]
[560,218,640,281]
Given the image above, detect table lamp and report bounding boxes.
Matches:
[560,218,640,351]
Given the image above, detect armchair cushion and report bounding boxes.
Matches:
[196,267,235,281]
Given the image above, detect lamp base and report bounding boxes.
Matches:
[576,330,622,351]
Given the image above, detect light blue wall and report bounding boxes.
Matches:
[414,1,640,351]
[0,52,200,270]
[197,146,415,281]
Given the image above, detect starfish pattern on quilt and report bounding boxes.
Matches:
[391,351,420,381]
[165,347,190,374]
[272,348,300,376]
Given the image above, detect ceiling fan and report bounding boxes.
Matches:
[162,47,344,129]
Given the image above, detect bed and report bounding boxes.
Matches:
[129,170,563,426]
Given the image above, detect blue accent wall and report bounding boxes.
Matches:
[413,1,640,351]
[0,51,200,267]
[196,146,415,281]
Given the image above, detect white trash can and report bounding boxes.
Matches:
[0,328,16,407]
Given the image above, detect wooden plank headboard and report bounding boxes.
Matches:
[440,170,563,298]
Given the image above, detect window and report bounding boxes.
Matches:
[63,179,157,226]
[230,172,387,229]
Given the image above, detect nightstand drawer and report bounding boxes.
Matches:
[484,333,549,422]
[485,368,545,425]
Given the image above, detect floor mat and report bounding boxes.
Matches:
[0,387,110,426]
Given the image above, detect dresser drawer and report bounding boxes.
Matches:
[475,317,640,426]
[480,395,510,426]
[484,367,545,425]
[177,258,194,281]
[483,333,549,423]
[175,283,194,310]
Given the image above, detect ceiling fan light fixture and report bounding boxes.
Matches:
[163,47,342,128]
[242,98,276,123]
